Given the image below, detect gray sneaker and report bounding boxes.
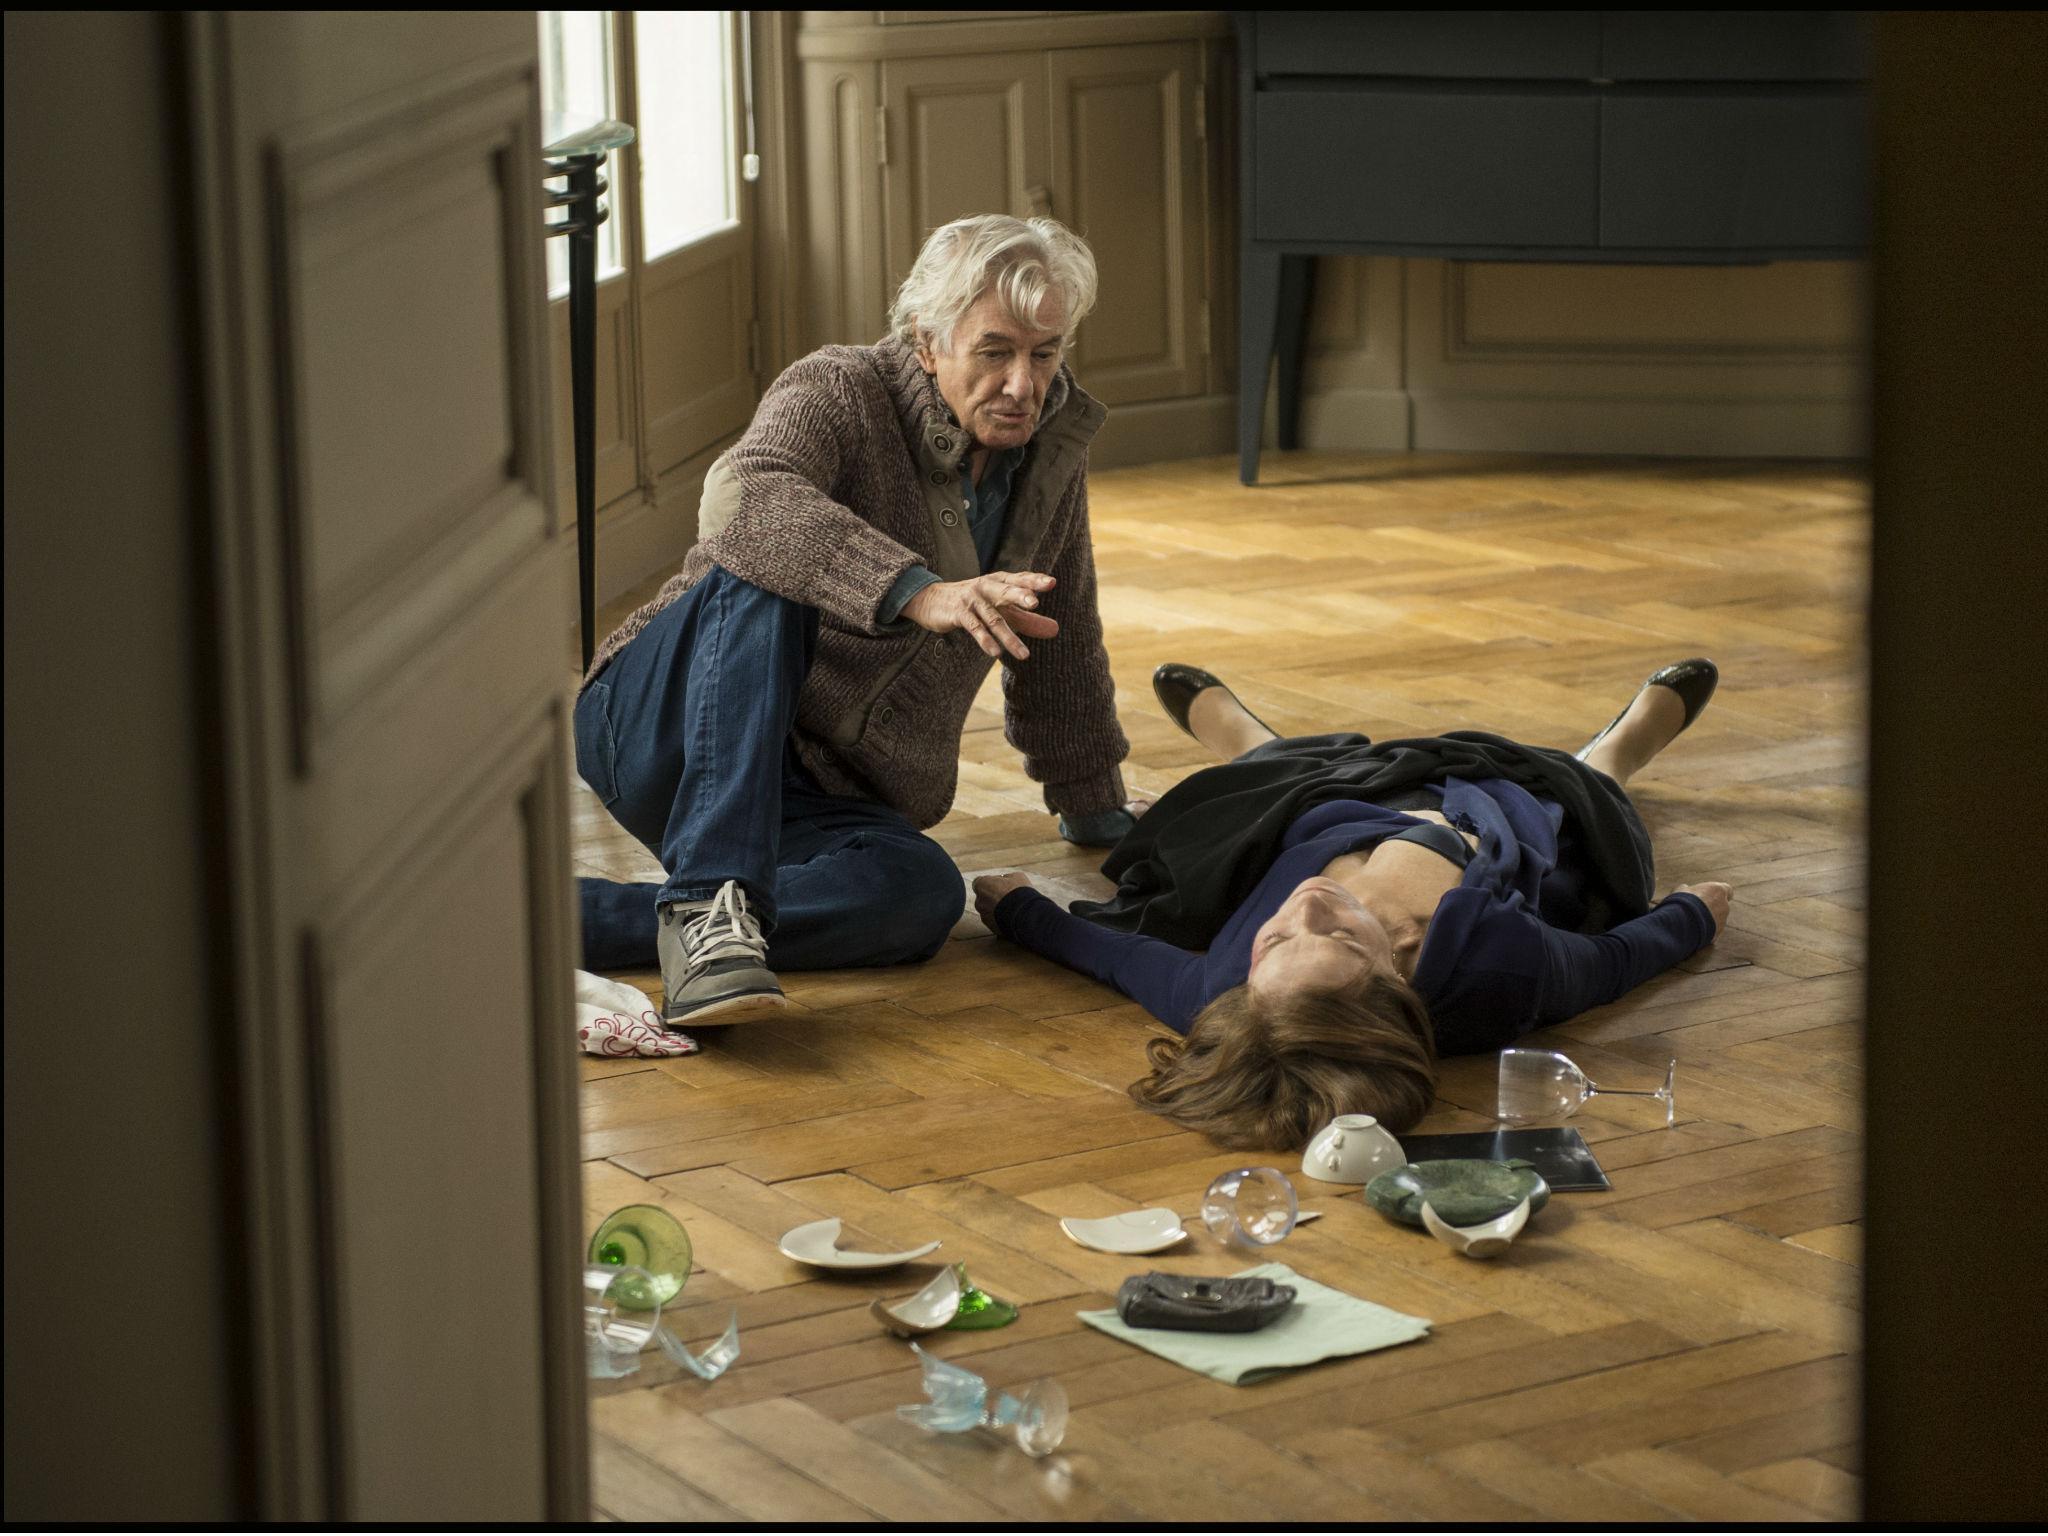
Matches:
[658,881,787,1026]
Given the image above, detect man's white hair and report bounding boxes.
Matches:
[888,214,1098,354]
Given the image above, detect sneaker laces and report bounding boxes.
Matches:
[676,883,769,973]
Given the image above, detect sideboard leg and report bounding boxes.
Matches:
[1275,253,1316,451]
[1239,247,1283,484]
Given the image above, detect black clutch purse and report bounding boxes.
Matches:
[1114,1272,1297,1333]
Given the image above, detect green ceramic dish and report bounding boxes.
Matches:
[1365,1159,1552,1229]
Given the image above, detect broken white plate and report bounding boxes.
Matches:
[778,1216,942,1271]
[870,1263,964,1337]
[1059,1207,1188,1255]
[1421,1196,1531,1259]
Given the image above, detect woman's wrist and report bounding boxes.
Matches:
[991,883,1048,936]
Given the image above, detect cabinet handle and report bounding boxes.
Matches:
[1025,184,1052,219]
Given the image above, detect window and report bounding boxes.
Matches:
[538,9,626,297]
[634,10,737,262]
[535,8,760,512]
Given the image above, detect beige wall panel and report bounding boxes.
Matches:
[1090,393,1235,468]
[1399,257,1868,456]
[1283,255,1867,458]
[1203,36,1236,395]
[1450,260,1865,353]
[1050,42,1203,405]
[798,61,884,347]
[315,755,551,1520]
[1293,254,1410,451]
[882,54,1047,290]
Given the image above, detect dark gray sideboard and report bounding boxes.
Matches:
[1237,10,1871,482]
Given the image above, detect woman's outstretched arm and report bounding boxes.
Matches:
[1532,885,1727,1024]
[975,874,1209,1034]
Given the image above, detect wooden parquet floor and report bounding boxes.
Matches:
[573,451,1867,1524]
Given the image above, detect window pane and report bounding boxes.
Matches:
[634,10,735,262]
[538,9,624,297]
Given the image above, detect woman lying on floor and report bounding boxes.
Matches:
[971,660,1731,1149]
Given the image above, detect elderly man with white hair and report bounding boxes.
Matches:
[575,214,1142,1025]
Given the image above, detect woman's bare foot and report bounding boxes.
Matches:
[1581,683,1689,787]
[1188,685,1279,760]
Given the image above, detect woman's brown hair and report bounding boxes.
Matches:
[1126,975,1437,1150]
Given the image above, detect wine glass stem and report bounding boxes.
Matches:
[1585,1083,1667,1100]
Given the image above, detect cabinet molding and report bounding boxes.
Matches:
[266,58,549,771]
[798,10,1227,62]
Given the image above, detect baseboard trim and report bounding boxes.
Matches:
[1092,392,1236,469]
[1295,387,1413,453]
[1411,393,1869,459]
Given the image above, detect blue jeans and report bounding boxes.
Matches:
[574,565,963,971]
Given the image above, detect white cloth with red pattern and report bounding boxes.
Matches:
[575,970,697,1057]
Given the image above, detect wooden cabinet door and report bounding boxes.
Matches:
[186,12,584,1519]
[880,53,1049,313]
[1048,41,1207,405]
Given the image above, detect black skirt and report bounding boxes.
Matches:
[1072,731,1657,949]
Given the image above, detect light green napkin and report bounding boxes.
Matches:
[1076,1262,1431,1386]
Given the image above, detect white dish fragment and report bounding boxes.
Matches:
[871,1264,964,1336]
[1058,1207,1190,1255]
[777,1216,942,1271]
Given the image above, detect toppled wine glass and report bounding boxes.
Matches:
[896,1343,1067,1457]
[584,1264,660,1379]
[1497,1047,1676,1128]
[581,1262,739,1382]
[589,1204,693,1309]
[1201,1166,1300,1246]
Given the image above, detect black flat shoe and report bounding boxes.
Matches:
[1576,658,1720,763]
[1152,663,1275,742]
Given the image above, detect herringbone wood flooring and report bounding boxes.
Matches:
[574,451,1867,1523]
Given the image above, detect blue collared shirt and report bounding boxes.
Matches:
[878,444,1025,623]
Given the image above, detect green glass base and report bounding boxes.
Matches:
[946,1285,1020,1330]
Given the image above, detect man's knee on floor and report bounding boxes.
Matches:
[882,836,966,961]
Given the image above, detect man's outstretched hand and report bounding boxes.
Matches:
[905,571,1061,660]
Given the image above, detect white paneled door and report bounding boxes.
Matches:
[184,12,585,1520]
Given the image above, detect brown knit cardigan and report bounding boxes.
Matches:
[583,335,1129,830]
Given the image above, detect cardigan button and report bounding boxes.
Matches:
[934,434,952,451]
[930,470,948,486]
[877,706,895,726]
[941,510,959,527]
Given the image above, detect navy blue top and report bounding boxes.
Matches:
[994,777,1715,1055]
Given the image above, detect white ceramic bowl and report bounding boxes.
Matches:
[1301,1114,1407,1186]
